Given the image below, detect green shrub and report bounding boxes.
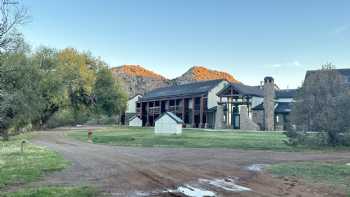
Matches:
[46,109,91,128]
[85,115,116,125]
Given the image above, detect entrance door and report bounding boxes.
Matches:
[231,106,240,129]
[232,114,240,129]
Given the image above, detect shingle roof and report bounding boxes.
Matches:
[276,89,297,99]
[275,102,292,113]
[252,102,293,113]
[141,79,225,101]
[129,115,140,121]
[252,103,264,110]
[217,83,264,97]
[155,112,184,124]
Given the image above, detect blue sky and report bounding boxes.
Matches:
[22,0,350,88]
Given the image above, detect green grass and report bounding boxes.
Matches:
[1,186,98,197]
[267,162,350,193]
[0,133,69,189]
[68,127,296,151]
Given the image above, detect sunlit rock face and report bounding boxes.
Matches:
[111,65,240,97]
[111,65,169,97]
[172,66,239,85]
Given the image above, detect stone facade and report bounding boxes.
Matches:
[239,105,260,130]
[252,110,264,130]
[214,105,225,129]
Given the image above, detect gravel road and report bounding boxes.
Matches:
[24,130,350,197]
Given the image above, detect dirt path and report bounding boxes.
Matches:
[21,131,350,196]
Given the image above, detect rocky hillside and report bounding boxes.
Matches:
[111,65,239,98]
[172,66,239,85]
[111,65,169,97]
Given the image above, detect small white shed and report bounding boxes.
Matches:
[128,115,142,127]
[154,112,184,135]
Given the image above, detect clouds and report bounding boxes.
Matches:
[267,60,302,68]
[334,24,349,35]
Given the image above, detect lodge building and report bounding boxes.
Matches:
[126,77,297,131]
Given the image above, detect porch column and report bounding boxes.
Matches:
[199,96,204,128]
[138,102,142,117]
[146,102,150,126]
[182,98,185,123]
[168,99,170,111]
[192,97,195,128]
[153,101,155,126]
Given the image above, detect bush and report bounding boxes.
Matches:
[46,109,92,128]
[85,115,116,125]
[284,130,329,147]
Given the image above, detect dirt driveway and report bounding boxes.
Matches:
[27,131,350,197]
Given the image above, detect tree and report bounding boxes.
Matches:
[31,47,66,128]
[93,67,127,117]
[56,48,103,122]
[0,0,29,53]
[0,50,43,140]
[288,64,350,146]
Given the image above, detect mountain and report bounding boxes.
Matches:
[111,65,239,98]
[111,65,169,97]
[172,66,239,85]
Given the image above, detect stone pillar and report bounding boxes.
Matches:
[214,105,225,129]
[199,96,204,128]
[239,105,259,131]
[263,76,275,131]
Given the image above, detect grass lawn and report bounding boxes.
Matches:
[1,186,98,197]
[0,133,98,197]
[0,133,68,189]
[267,162,350,194]
[68,127,296,151]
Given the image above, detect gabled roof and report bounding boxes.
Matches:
[129,115,141,121]
[275,102,292,114]
[251,102,293,114]
[141,79,225,101]
[251,102,264,111]
[155,112,184,124]
[128,94,142,100]
[217,83,264,97]
[276,89,297,99]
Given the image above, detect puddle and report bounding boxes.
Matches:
[199,178,251,192]
[134,191,151,196]
[346,163,350,166]
[245,164,268,172]
[167,185,216,197]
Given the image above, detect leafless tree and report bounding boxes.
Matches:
[0,0,29,53]
[289,64,350,146]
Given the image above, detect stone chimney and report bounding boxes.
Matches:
[263,76,275,131]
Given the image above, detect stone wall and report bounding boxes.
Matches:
[214,105,225,129]
[252,110,264,130]
[239,105,260,131]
